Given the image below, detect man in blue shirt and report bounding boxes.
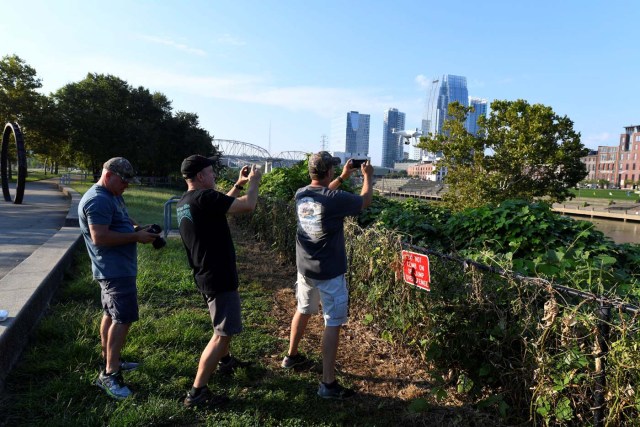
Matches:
[282,151,373,399]
[78,157,158,400]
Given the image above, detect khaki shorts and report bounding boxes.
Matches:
[296,272,348,327]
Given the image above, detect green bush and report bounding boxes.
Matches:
[247,185,640,424]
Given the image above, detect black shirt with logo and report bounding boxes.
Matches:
[177,189,237,295]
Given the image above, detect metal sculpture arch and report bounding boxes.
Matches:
[1,122,27,204]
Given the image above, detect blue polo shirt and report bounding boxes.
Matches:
[78,184,137,279]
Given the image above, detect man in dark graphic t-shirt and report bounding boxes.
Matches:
[281,151,373,400]
[176,154,261,408]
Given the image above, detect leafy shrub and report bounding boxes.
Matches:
[246,175,640,424]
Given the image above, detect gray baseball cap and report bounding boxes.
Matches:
[103,157,140,184]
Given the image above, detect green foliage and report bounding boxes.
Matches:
[54,73,216,178]
[259,160,311,199]
[245,169,640,424]
[0,54,42,125]
[419,99,589,210]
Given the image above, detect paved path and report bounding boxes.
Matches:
[0,180,69,281]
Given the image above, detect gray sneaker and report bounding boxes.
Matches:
[96,371,132,400]
[119,359,140,371]
[281,353,307,369]
[317,381,355,399]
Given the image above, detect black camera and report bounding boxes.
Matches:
[136,224,166,249]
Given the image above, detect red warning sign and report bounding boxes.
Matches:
[402,250,431,291]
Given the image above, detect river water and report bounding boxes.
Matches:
[569,216,640,245]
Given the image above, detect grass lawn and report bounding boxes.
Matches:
[0,186,403,426]
[570,187,640,201]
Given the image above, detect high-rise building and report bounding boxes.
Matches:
[381,108,406,168]
[435,75,469,135]
[467,98,488,136]
[411,118,432,160]
[330,111,370,156]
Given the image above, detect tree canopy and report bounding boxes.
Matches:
[418,99,588,210]
[0,54,42,125]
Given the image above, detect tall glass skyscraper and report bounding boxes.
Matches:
[466,98,488,136]
[330,111,370,155]
[381,108,405,168]
[435,74,469,135]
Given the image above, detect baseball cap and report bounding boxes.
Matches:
[309,151,341,178]
[181,154,216,178]
[103,157,139,184]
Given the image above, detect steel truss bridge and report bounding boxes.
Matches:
[212,139,308,170]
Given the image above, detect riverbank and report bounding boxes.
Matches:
[551,198,640,223]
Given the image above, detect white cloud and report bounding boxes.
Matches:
[415,74,429,89]
[216,34,246,46]
[54,55,416,123]
[138,35,206,56]
[582,132,615,148]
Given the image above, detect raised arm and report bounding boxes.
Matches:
[359,161,374,210]
[228,164,262,214]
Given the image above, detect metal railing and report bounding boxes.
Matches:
[162,196,181,238]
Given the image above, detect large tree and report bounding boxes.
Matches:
[55,73,217,179]
[419,99,588,210]
[0,54,42,125]
[26,94,71,173]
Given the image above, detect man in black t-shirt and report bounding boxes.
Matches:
[176,154,261,408]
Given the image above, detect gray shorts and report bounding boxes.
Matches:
[203,290,243,336]
[99,276,139,324]
[296,272,349,327]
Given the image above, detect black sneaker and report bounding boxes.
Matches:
[217,355,251,375]
[281,353,307,369]
[183,386,229,408]
[317,381,355,399]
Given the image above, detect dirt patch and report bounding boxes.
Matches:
[232,222,502,425]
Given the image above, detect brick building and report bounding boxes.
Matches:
[580,125,640,188]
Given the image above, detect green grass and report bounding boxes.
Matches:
[70,184,183,227]
[570,187,640,201]
[0,186,406,426]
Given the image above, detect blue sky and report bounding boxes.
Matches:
[2,0,639,166]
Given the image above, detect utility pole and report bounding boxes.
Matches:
[320,134,327,151]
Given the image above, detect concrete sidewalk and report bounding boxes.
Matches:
[0,180,71,281]
[0,179,81,391]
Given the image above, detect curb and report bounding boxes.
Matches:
[0,182,82,392]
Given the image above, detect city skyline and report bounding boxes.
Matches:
[1,1,639,167]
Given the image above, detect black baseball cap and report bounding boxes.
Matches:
[181,155,216,178]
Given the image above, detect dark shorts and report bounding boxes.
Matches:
[203,290,242,336]
[99,276,138,324]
